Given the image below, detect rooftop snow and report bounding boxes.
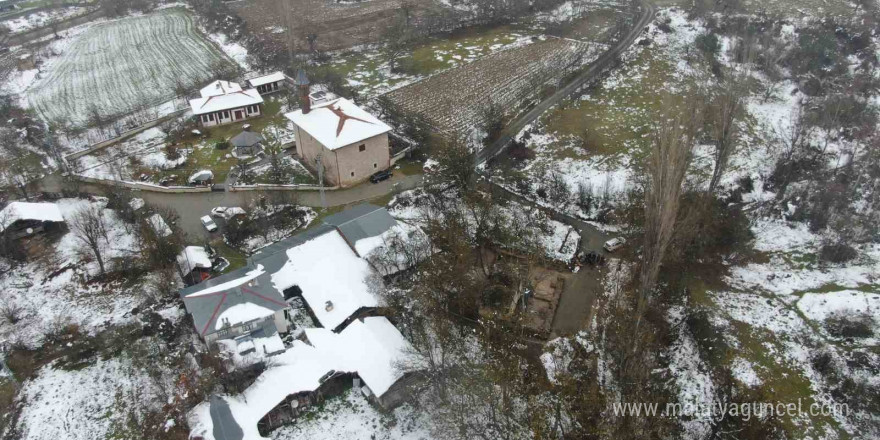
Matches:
[271,230,377,330]
[0,202,65,231]
[247,72,285,87]
[147,213,172,237]
[189,317,412,440]
[285,98,391,150]
[190,80,264,115]
[177,246,212,273]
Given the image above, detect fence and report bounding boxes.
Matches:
[70,174,213,193]
[228,183,340,192]
[64,106,189,161]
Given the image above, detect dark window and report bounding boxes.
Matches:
[350,171,355,177]
[358,144,366,152]
[373,163,378,168]
[208,113,214,121]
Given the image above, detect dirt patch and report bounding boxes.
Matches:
[231,0,445,53]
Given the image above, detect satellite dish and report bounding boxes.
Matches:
[25,228,33,235]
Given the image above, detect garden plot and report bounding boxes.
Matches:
[326,27,535,98]
[384,36,602,135]
[488,8,706,218]
[25,8,234,125]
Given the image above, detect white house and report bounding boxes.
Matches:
[246,72,286,95]
[189,80,264,127]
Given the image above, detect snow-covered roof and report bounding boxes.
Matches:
[189,169,214,183]
[200,80,242,98]
[323,203,397,251]
[177,246,212,274]
[147,213,172,237]
[284,98,391,150]
[129,198,145,211]
[0,202,65,231]
[270,229,377,330]
[188,317,412,440]
[179,264,288,336]
[247,72,285,87]
[190,80,264,115]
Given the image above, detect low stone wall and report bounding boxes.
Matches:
[71,175,212,193]
[228,183,340,192]
[64,107,188,161]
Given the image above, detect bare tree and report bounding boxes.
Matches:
[638,97,701,319]
[69,204,111,275]
[708,73,747,193]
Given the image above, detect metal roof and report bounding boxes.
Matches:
[230,131,264,148]
[323,203,397,249]
[209,396,244,440]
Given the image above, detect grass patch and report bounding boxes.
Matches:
[538,48,675,163]
[210,239,248,273]
[725,320,845,438]
[392,157,423,176]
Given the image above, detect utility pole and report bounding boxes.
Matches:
[315,154,326,208]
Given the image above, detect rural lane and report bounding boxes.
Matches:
[38,173,422,239]
[475,1,658,165]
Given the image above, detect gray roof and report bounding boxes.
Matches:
[210,396,243,440]
[178,265,287,337]
[230,131,264,148]
[323,203,397,250]
[180,205,398,337]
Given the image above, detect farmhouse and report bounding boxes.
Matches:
[179,204,402,344]
[246,71,286,95]
[188,316,416,440]
[189,80,264,127]
[0,202,65,239]
[285,72,392,188]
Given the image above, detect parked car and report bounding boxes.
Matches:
[201,215,218,232]
[211,206,246,220]
[369,169,393,183]
[603,237,626,252]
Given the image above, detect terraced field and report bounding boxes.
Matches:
[383,36,601,135]
[27,8,234,124]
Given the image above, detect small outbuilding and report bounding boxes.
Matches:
[229,130,264,157]
[246,72,286,95]
[177,246,213,285]
[188,169,214,185]
[0,202,65,239]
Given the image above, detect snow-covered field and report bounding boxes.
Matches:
[0,6,92,34]
[0,198,148,347]
[269,390,433,440]
[24,8,233,124]
[16,358,162,440]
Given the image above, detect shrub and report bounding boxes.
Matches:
[819,243,857,263]
[695,32,720,57]
[825,310,874,338]
[214,140,230,150]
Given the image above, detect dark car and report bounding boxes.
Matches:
[369,169,393,183]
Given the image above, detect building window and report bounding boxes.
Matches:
[208,113,214,121]
[222,111,229,119]
[201,115,208,123]
[358,144,366,152]
[350,171,355,177]
[373,163,378,169]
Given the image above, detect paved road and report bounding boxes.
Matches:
[476,1,657,165]
[39,173,422,239]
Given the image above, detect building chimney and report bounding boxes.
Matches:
[294,69,311,114]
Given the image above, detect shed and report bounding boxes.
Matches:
[229,131,264,157]
[0,202,65,239]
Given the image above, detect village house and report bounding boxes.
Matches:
[0,201,65,239]
[189,80,264,127]
[285,71,392,188]
[245,71,286,95]
[182,204,426,439]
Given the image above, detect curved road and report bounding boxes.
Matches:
[476,1,657,165]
